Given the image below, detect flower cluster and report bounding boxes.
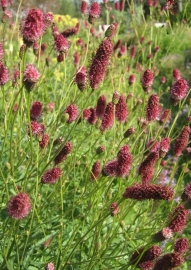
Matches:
[65,104,79,124]
[153,252,184,270]
[54,141,72,165]
[115,95,128,123]
[0,62,9,85]
[146,94,159,121]
[174,126,190,157]
[23,64,41,91]
[90,161,101,180]
[41,168,62,184]
[141,69,154,93]
[170,78,189,105]
[100,102,114,132]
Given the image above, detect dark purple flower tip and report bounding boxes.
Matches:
[146,94,160,121]
[7,192,32,220]
[128,74,136,85]
[96,95,107,119]
[100,102,114,132]
[159,109,171,125]
[123,184,174,201]
[115,95,128,123]
[96,145,105,155]
[170,78,189,102]
[123,127,135,138]
[54,141,72,165]
[90,161,101,180]
[168,205,189,233]
[181,183,191,201]
[102,159,117,177]
[65,104,79,123]
[130,245,161,265]
[41,167,62,184]
[174,126,190,157]
[172,68,181,81]
[174,238,189,253]
[30,101,43,120]
[141,69,154,93]
[89,2,101,18]
[81,0,88,14]
[116,145,132,177]
[153,252,184,270]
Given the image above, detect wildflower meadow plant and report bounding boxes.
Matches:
[0,0,191,269]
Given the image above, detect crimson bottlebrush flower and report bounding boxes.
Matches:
[83,108,91,120]
[138,152,159,184]
[113,39,122,51]
[0,42,4,60]
[86,108,97,124]
[152,227,173,242]
[172,68,181,81]
[45,262,55,270]
[30,101,43,120]
[7,192,32,220]
[43,12,54,29]
[159,137,170,157]
[65,104,79,124]
[153,252,184,270]
[110,202,119,216]
[130,45,136,58]
[81,0,88,14]
[174,126,190,157]
[96,95,106,118]
[170,78,189,104]
[146,140,160,154]
[39,134,49,149]
[168,205,189,233]
[41,167,62,184]
[75,71,87,91]
[88,2,101,24]
[29,121,44,136]
[90,161,101,180]
[23,64,40,91]
[102,159,117,177]
[128,74,136,85]
[146,94,159,121]
[96,145,105,155]
[130,245,161,266]
[89,38,113,90]
[0,62,9,85]
[159,109,171,125]
[116,145,132,177]
[141,69,154,93]
[21,9,45,46]
[54,141,72,165]
[174,238,189,253]
[123,184,174,201]
[62,23,80,38]
[181,183,191,201]
[115,96,128,123]
[54,34,69,53]
[100,102,114,132]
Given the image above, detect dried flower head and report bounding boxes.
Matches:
[30,101,43,120]
[65,104,79,124]
[170,78,189,105]
[174,126,190,157]
[146,94,159,121]
[89,38,113,90]
[21,8,45,46]
[153,252,184,270]
[54,141,72,165]
[100,102,114,132]
[41,167,62,184]
[141,69,154,93]
[115,95,128,123]
[7,192,32,220]
[96,95,106,119]
[0,62,9,85]
[167,205,189,233]
[123,184,174,201]
[174,238,189,253]
[90,161,101,180]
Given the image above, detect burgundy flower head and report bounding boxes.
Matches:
[21,8,45,45]
[0,62,9,85]
[0,42,4,60]
[0,0,8,10]
[30,101,43,120]
[84,108,97,124]
[141,69,154,93]
[81,1,88,14]
[181,183,191,201]
[88,2,101,24]
[174,238,189,253]
[123,184,174,201]
[168,205,189,233]
[172,68,181,81]
[75,71,87,91]
[7,192,32,220]
[159,109,171,125]
[90,161,101,180]
[152,227,173,242]
[62,23,80,38]
[44,12,54,29]
[54,141,72,165]
[160,76,166,84]
[128,74,136,85]
[29,121,44,136]
[41,167,62,184]
[39,134,49,149]
[146,94,159,121]
[115,2,120,11]
[138,152,159,184]
[174,126,190,157]
[116,145,132,177]
[130,245,161,266]
[24,64,40,90]
[170,78,189,104]
[130,45,136,59]
[153,252,184,270]
[65,104,79,124]
[89,38,113,90]
[54,34,69,53]
[102,159,117,177]
[113,39,122,51]
[100,102,114,132]
[159,137,170,157]
[138,261,154,270]
[115,95,128,123]
[96,95,106,119]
